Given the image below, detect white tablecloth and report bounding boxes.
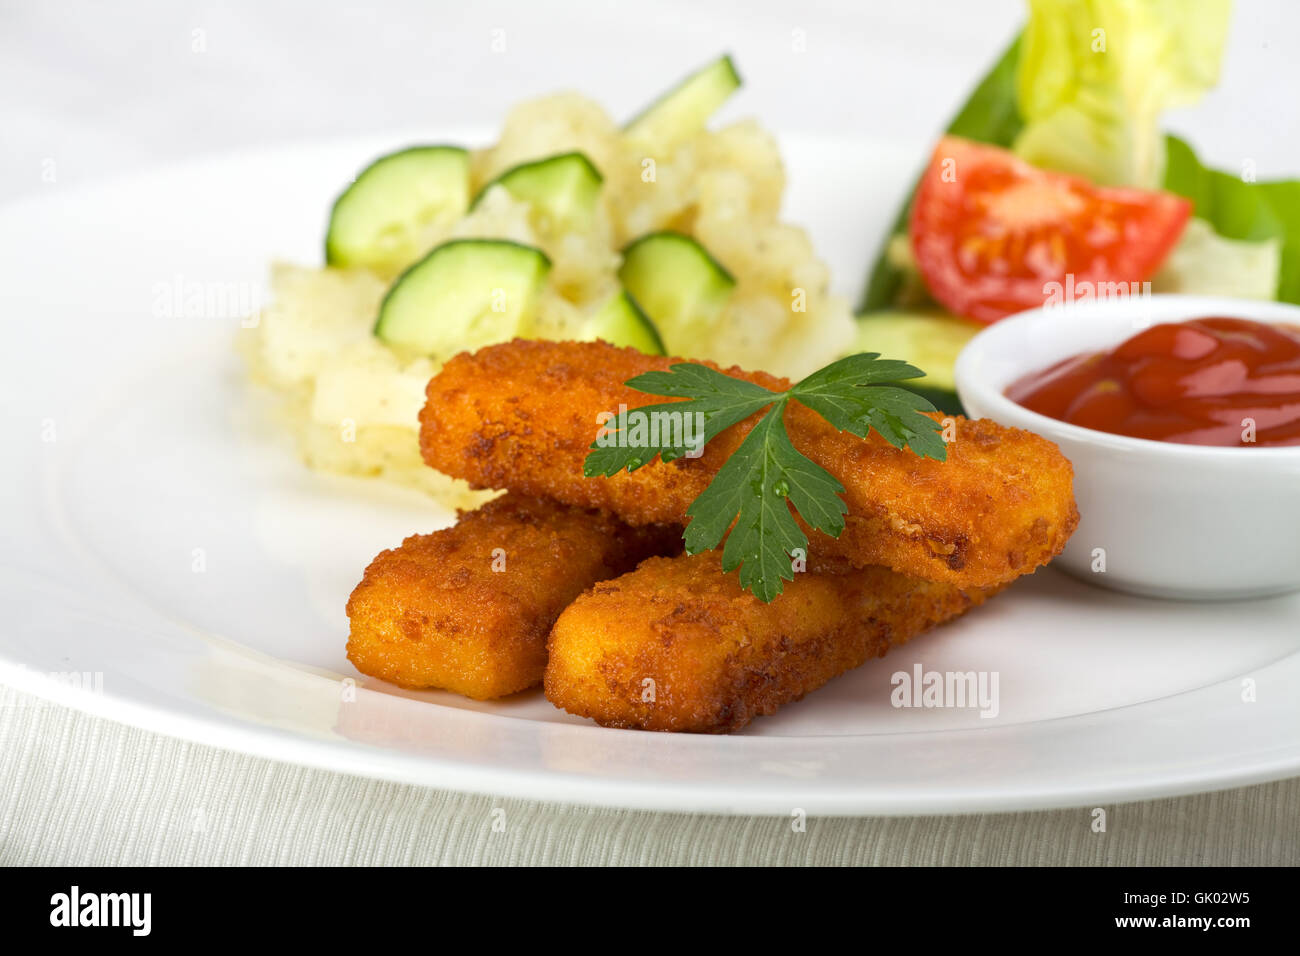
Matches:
[4,1,1298,866]
[4,685,1297,865]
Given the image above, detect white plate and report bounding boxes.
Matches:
[3,132,1299,816]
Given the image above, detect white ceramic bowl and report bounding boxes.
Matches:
[955,295,1300,600]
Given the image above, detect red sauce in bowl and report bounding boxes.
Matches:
[1005,317,1300,447]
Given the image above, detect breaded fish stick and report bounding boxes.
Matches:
[420,339,1077,589]
[545,551,998,733]
[346,493,680,699]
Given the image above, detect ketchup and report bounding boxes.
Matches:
[1005,317,1300,447]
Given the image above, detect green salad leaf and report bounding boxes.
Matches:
[1152,218,1280,300]
[858,0,1297,318]
[1013,0,1231,188]
[861,36,1022,313]
[1162,134,1300,303]
[945,35,1025,147]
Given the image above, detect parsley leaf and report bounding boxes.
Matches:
[582,352,949,602]
[583,364,778,476]
[791,353,947,461]
[683,403,847,602]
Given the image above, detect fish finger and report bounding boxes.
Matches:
[346,493,681,699]
[544,550,999,732]
[420,339,1077,588]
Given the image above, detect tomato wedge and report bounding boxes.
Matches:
[910,136,1191,323]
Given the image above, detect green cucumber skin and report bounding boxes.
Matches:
[852,310,978,393]
[617,231,735,351]
[624,54,742,133]
[716,55,742,91]
[620,292,667,355]
[585,291,667,355]
[325,145,469,268]
[620,230,735,284]
[374,238,551,353]
[470,151,604,212]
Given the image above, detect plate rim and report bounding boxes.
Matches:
[5,657,1300,816]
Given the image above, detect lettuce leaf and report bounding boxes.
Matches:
[1151,218,1280,299]
[1163,134,1300,302]
[1013,0,1231,188]
[860,36,1022,312]
[945,35,1025,146]
[859,1,1296,316]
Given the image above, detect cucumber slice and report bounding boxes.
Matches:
[472,152,603,232]
[625,55,742,146]
[618,232,734,353]
[375,239,550,357]
[852,310,980,393]
[326,146,470,274]
[579,291,666,355]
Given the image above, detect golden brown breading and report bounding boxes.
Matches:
[420,339,1078,589]
[544,551,1000,733]
[346,493,681,699]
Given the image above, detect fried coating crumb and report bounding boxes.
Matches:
[544,550,1001,732]
[346,493,681,699]
[420,339,1078,589]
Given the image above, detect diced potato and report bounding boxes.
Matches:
[240,92,852,506]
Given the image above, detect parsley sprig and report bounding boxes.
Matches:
[583,352,947,603]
